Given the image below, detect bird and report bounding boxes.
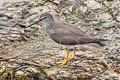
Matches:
[28,12,108,66]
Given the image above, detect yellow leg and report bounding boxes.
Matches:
[69,47,76,60]
[56,48,70,66]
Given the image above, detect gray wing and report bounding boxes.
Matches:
[49,23,96,45]
[56,21,89,37]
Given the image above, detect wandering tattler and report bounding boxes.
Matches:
[28,12,108,66]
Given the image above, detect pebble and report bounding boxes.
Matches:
[85,0,102,9]
[8,7,17,11]
[116,55,120,61]
[0,20,8,26]
[116,15,120,22]
[103,21,117,29]
[60,0,72,8]
[16,71,24,75]
[3,2,13,8]
[10,34,20,38]
[0,30,8,34]
[38,0,47,5]
[8,19,17,27]
[45,69,57,77]
[0,17,8,21]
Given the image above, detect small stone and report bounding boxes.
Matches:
[3,2,12,8]
[12,31,20,34]
[22,8,29,15]
[60,1,72,8]
[16,71,24,75]
[4,12,13,18]
[27,2,35,8]
[116,15,120,22]
[98,13,112,21]
[10,34,20,38]
[38,0,47,5]
[0,21,8,26]
[59,71,66,74]
[45,69,57,77]
[0,26,5,29]
[0,37,8,41]
[116,55,120,61]
[16,10,24,18]
[85,0,102,9]
[0,43,4,47]
[0,30,8,34]
[8,19,17,27]
[26,67,40,73]
[0,65,6,73]
[7,64,18,68]
[0,8,6,13]
[8,7,17,11]
[0,17,8,21]
[20,30,25,35]
[103,21,117,29]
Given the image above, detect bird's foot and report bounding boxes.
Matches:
[56,59,69,66]
[69,55,75,60]
[69,47,76,60]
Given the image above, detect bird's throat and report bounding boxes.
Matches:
[42,18,54,28]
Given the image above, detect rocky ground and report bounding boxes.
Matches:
[0,0,120,80]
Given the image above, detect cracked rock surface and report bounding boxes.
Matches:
[0,0,120,80]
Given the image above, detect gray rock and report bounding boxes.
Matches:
[12,31,20,34]
[60,1,72,8]
[0,26,5,29]
[116,55,120,61]
[3,2,12,8]
[16,71,24,75]
[45,69,57,77]
[85,0,102,10]
[20,30,24,35]
[4,12,13,19]
[0,8,6,12]
[8,19,17,27]
[8,7,17,11]
[38,0,47,5]
[27,2,35,8]
[0,30,8,34]
[102,21,117,29]
[22,8,29,15]
[10,34,20,38]
[15,8,29,19]
[116,15,120,22]
[0,17,8,21]
[16,10,24,19]
[0,21,8,26]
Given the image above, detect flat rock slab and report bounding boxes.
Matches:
[0,0,120,80]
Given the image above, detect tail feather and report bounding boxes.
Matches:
[97,39,109,42]
[93,39,109,47]
[97,42,106,46]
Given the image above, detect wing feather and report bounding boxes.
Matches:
[49,25,96,45]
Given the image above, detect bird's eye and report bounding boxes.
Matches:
[39,16,46,20]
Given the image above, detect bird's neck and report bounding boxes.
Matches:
[43,18,54,28]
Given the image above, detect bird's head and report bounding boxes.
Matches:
[39,12,53,21]
[28,12,54,27]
